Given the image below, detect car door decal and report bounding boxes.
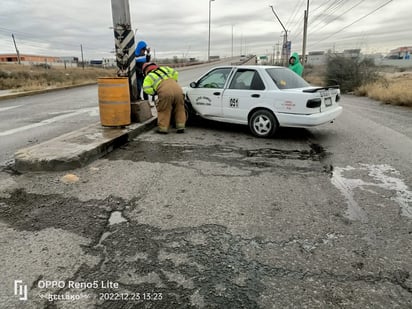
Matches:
[195,96,212,106]
[282,100,296,110]
[229,98,239,108]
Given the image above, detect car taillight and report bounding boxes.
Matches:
[336,94,341,102]
[306,98,321,108]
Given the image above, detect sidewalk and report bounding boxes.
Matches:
[14,110,157,172]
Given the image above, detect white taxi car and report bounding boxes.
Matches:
[184,65,342,137]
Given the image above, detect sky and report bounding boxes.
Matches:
[0,0,410,61]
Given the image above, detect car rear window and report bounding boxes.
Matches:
[266,68,310,89]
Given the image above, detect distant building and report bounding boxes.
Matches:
[102,58,116,68]
[342,49,361,58]
[307,51,326,65]
[0,53,59,64]
[0,54,79,67]
[306,46,411,68]
[385,46,412,60]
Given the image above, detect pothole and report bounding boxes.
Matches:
[109,210,127,225]
[95,211,128,248]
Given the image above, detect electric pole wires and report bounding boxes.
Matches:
[309,0,394,48]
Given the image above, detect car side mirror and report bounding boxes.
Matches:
[190,82,197,88]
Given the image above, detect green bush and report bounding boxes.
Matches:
[325,55,379,93]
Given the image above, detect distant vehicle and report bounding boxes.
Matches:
[257,55,269,65]
[183,65,342,138]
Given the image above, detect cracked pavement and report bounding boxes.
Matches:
[1,108,412,308]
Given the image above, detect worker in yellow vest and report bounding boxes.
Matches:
[142,62,186,134]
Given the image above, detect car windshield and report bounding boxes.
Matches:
[266,67,310,89]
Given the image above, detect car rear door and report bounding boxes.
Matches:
[222,68,266,122]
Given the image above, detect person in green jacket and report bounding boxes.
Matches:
[288,52,304,76]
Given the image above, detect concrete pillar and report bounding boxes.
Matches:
[111,0,138,101]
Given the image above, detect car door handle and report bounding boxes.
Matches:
[251,94,260,98]
[213,92,221,96]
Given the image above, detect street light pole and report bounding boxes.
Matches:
[270,5,288,66]
[208,0,215,61]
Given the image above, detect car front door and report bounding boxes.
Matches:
[222,68,266,122]
[187,67,233,117]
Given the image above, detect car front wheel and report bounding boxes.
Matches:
[249,109,278,138]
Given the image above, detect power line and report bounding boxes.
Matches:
[309,0,366,34]
[309,0,394,47]
[289,0,350,49]
[311,0,335,14]
[309,0,347,31]
[285,0,305,31]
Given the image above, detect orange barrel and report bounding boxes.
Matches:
[98,77,131,126]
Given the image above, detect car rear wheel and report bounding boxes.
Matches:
[249,109,278,138]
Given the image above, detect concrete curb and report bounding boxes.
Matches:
[14,116,157,172]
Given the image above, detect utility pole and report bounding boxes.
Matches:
[272,45,275,65]
[111,0,138,101]
[12,34,21,64]
[302,0,310,64]
[231,24,234,58]
[275,42,280,64]
[270,5,288,66]
[80,44,85,70]
[240,32,243,55]
[208,0,215,61]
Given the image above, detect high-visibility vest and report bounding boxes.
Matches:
[143,66,179,95]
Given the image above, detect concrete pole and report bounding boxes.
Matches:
[12,34,21,64]
[80,44,85,70]
[111,0,138,101]
[231,24,234,58]
[208,0,215,61]
[302,0,310,64]
[270,5,288,66]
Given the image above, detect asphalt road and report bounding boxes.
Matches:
[0,59,238,167]
[0,93,411,308]
[0,86,100,166]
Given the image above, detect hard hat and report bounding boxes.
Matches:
[142,62,159,75]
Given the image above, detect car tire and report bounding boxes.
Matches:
[184,101,197,125]
[249,109,278,138]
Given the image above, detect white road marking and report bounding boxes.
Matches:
[0,105,22,112]
[332,164,412,220]
[0,107,98,137]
